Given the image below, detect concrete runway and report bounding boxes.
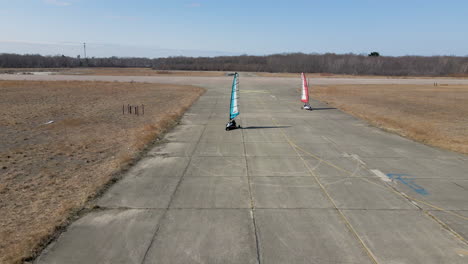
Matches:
[3,74,467,263]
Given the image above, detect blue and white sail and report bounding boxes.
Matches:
[229,73,240,120]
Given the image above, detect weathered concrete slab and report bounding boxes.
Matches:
[194,141,245,156]
[282,133,331,144]
[364,157,468,179]
[241,117,285,127]
[337,144,406,158]
[393,143,463,159]
[296,143,344,159]
[170,177,251,208]
[320,177,416,209]
[180,113,211,125]
[36,209,163,264]
[244,142,298,157]
[184,157,247,176]
[250,177,333,208]
[98,176,180,209]
[430,210,468,241]
[363,157,441,179]
[123,156,190,178]
[255,209,374,264]
[207,117,231,125]
[148,142,197,157]
[344,210,468,264]
[242,129,287,142]
[389,179,468,210]
[199,125,243,142]
[163,125,205,142]
[246,157,310,176]
[143,209,258,264]
[304,157,377,178]
[98,157,187,208]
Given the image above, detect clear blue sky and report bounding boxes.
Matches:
[1,0,467,57]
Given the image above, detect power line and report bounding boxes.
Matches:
[83,42,87,58]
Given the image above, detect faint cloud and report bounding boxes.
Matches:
[44,0,72,6]
[186,3,201,8]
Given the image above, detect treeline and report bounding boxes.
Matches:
[0,54,153,68]
[1,52,468,76]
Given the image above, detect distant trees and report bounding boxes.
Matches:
[151,53,468,76]
[0,54,81,68]
[1,52,468,76]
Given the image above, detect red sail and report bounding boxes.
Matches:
[301,72,309,103]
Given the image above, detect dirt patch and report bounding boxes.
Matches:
[0,80,204,264]
[312,84,468,154]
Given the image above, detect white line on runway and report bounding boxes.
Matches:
[371,169,392,182]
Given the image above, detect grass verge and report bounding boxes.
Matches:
[313,84,468,154]
[0,80,204,264]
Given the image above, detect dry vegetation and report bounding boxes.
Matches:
[65,68,228,77]
[0,80,204,264]
[312,84,468,154]
[0,68,228,77]
[255,72,468,78]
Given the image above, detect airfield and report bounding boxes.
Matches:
[1,73,468,263]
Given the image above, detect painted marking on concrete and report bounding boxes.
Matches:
[341,153,365,165]
[240,90,268,94]
[456,248,468,257]
[371,169,392,182]
[341,153,366,166]
[269,118,380,264]
[387,173,429,196]
[350,154,366,166]
[321,136,335,144]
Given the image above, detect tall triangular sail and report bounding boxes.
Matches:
[229,73,240,120]
[301,72,309,104]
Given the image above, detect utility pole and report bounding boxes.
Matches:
[83,42,87,59]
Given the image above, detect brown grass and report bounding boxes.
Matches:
[312,84,468,154]
[0,80,204,264]
[0,68,228,77]
[63,68,227,77]
[256,72,468,79]
[3,68,468,78]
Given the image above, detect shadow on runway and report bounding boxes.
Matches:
[242,126,291,130]
[312,107,336,111]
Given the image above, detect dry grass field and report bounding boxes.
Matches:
[0,68,228,77]
[256,72,468,78]
[312,84,468,154]
[0,80,204,264]
[2,68,467,78]
[67,68,228,76]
